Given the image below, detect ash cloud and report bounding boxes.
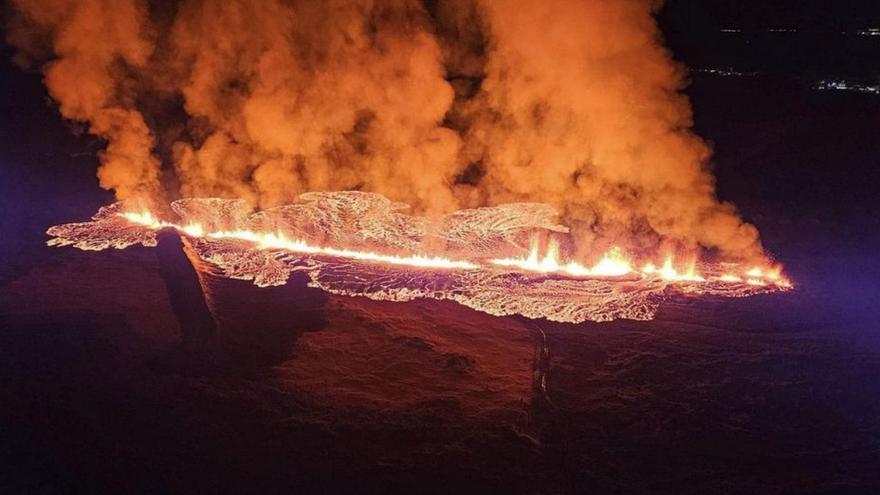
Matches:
[7,0,765,262]
[7,0,162,202]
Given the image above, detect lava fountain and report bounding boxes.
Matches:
[47,191,791,323]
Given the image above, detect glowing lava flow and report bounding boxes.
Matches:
[44,194,795,323]
[118,210,790,287]
[641,257,705,282]
[119,212,481,271]
[490,238,790,287]
[491,239,632,277]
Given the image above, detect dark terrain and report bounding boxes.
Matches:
[2,4,880,494]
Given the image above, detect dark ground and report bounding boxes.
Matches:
[2,4,880,494]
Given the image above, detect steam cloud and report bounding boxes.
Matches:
[6,0,765,261]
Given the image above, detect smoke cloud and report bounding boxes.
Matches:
[7,0,162,201]
[6,0,765,261]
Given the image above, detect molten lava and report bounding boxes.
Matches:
[120,211,481,271]
[46,192,792,323]
[491,239,633,277]
[119,210,789,287]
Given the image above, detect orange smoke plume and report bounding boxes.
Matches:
[454,0,763,260]
[7,0,162,202]
[7,0,769,264]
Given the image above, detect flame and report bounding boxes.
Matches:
[491,239,632,277]
[745,265,791,287]
[491,241,709,282]
[120,211,175,229]
[652,256,705,282]
[119,211,480,271]
[590,246,635,276]
[490,238,793,288]
[181,223,205,237]
[117,210,791,287]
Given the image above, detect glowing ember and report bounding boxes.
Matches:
[46,193,792,323]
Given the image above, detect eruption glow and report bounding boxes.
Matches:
[116,208,789,287]
[491,240,633,278]
[13,0,771,266]
[46,193,792,323]
[11,0,794,323]
[120,211,481,271]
